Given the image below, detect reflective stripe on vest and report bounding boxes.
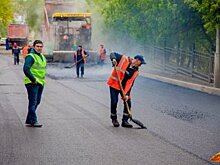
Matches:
[24,53,47,85]
[124,71,138,94]
[107,55,138,93]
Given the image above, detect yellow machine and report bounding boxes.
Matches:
[43,1,97,63]
[52,13,92,51]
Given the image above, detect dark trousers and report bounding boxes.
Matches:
[25,83,44,124]
[98,58,105,65]
[76,62,84,77]
[110,87,131,121]
[14,54,19,65]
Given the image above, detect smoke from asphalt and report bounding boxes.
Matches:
[87,1,148,79]
[89,4,146,57]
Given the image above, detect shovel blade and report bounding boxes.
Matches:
[130,118,147,129]
[64,65,74,68]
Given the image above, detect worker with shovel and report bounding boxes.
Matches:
[107,52,146,128]
[74,45,87,78]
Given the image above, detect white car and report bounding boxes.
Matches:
[0,38,6,46]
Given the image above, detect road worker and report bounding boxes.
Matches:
[98,44,107,65]
[23,40,47,127]
[107,52,146,128]
[22,44,31,59]
[74,45,87,78]
[12,42,21,65]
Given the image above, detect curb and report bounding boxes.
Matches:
[141,72,220,97]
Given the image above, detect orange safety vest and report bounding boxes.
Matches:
[99,48,106,60]
[74,49,86,63]
[22,46,29,59]
[107,55,138,94]
[211,152,220,163]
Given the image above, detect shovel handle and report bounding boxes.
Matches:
[75,55,88,64]
[66,55,88,68]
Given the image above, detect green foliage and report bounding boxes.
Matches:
[185,0,220,33]
[0,0,14,37]
[10,0,44,34]
[88,0,216,52]
[25,0,44,32]
[13,0,44,32]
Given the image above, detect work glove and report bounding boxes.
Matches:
[112,59,117,66]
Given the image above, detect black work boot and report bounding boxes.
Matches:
[121,120,133,128]
[112,119,120,127]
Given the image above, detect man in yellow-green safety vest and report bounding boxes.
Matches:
[23,40,47,127]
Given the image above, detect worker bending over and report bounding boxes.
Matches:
[107,52,146,128]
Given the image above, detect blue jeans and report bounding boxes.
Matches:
[14,54,19,65]
[76,62,84,77]
[25,83,44,124]
[109,87,131,121]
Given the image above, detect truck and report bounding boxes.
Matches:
[7,24,29,48]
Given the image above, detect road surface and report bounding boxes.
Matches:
[0,52,219,165]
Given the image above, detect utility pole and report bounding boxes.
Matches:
[214,28,220,88]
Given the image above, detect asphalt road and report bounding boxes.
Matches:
[0,52,219,165]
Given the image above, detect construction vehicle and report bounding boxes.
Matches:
[52,12,92,51]
[51,12,93,62]
[43,0,99,63]
[7,24,28,48]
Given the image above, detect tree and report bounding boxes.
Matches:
[25,0,44,33]
[10,0,44,37]
[0,0,14,37]
[88,0,214,50]
[185,0,220,87]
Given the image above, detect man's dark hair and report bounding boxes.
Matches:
[33,40,43,47]
[78,45,82,48]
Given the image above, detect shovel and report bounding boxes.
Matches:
[64,55,88,68]
[114,65,146,129]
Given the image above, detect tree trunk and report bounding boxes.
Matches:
[214,28,220,88]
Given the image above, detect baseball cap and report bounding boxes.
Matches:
[134,55,146,64]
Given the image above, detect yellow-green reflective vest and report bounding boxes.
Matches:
[24,53,47,85]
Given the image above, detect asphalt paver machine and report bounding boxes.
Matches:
[52,13,92,51]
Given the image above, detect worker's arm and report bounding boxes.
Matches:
[110,52,122,66]
[23,55,36,83]
[83,50,87,55]
[74,51,77,63]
